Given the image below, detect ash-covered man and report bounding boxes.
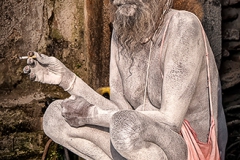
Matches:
[23,0,228,159]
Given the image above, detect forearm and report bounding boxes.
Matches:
[91,106,118,127]
[67,76,119,110]
[61,93,120,128]
[140,110,181,132]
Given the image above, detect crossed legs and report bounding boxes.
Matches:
[43,100,187,160]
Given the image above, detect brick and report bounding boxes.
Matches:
[0,136,13,151]
[223,41,240,51]
[222,8,239,21]
[229,0,240,5]
[13,132,44,151]
[222,0,230,6]
[222,49,230,57]
[231,53,240,62]
[223,29,240,40]
[221,60,240,89]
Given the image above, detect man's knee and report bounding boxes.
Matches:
[110,110,144,152]
[43,100,66,139]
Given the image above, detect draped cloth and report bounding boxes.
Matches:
[181,118,220,160]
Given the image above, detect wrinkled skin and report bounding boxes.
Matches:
[23,0,228,159]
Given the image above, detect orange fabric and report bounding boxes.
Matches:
[181,117,220,160]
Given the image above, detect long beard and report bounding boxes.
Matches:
[112,0,172,54]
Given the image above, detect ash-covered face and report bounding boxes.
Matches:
[111,0,171,54]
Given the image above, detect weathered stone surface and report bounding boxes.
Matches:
[0,132,46,160]
[222,8,239,21]
[222,0,240,6]
[223,28,240,40]
[222,49,230,57]
[0,0,85,159]
[222,0,230,6]
[200,0,222,68]
[223,41,240,51]
[222,8,240,30]
[0,137,13,153]
[231,52,240,62]
[84,0,111,90]
[229,0,240,5]
[0,0,44,92]
[221,60,240,89]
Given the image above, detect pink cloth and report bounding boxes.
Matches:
[181,117,220,160]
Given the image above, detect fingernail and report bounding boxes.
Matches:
[23,66,31,74]
[27,51,34,57]
[27,58,34,65]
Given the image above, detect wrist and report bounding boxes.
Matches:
[64,74,77,91]
[59,69,76,91]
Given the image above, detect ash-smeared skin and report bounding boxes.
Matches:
[61,96,95,127]
[23,0,228,159]
[23,52,75,90]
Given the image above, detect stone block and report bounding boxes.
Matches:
[0,109,44,135]
[200,0,222,68]
[222,8,239,21]
[223,28,240,40]
[223,41,240,51]
[231,52,240,62]
[0,136,13,152]
[222,0,230,6]
[222,49,230,57]
[229,0,240,5]
[221,60,240,89]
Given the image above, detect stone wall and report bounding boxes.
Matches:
[221,0,240,159]
[84,0,111,90]
[0,0,86,159]
[0,0,111,159]
[221,0,240,91]
[200,0,222,68]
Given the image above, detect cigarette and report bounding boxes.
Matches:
[19,55,37,60]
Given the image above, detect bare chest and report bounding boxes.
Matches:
[117,46,163,109]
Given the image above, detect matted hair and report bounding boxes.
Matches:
[111,0,173,55]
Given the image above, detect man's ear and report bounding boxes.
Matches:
[172,0,204,21]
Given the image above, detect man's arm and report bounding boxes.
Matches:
[61,34,133,127]
[140,11,205,132]
[160,11,205,130]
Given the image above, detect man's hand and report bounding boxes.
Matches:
[61,95,95,127]
[23,51,76,91]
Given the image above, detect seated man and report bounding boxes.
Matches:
[23,0,228,159]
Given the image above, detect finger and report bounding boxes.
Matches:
[23,66,31,74]
[34,52,53,64]
[27,57,35,65]
[29,72,36,81]
[27,51,35,57]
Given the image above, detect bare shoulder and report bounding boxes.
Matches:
[172,0,204,21]
[170,9,201,25]
[166,9,202,35]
